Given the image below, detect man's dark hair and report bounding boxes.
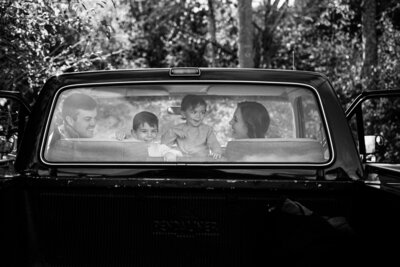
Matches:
[132,111,158,131]
[180,94,207,111]
[61,93,97,120]
[238,101,270,138]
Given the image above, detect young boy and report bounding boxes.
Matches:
[116,111,182,161]
[161,94,222,159]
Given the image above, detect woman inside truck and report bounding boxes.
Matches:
[229,101,270,139]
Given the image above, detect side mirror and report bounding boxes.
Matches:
[0,133,16,176]
[0,112,17,157]
[0,98,23,159]
[0,93,30,173]
[364,135,384,162]
[0,135,15,155]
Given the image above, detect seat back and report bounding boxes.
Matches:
[225,138,325,163]
[46,139,150,162]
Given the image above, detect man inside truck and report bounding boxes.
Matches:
[48,93,98,148]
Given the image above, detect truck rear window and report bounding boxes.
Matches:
[42,83,331,165]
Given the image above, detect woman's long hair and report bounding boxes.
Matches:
[238,102,270,138]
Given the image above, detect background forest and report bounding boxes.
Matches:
[1,0,399,107]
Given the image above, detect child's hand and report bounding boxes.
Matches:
[172,128,187,139]
[210,151,222,160]
[164,152,177,162]
[115,130,126,141]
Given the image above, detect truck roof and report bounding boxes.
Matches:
[45,68,330,93]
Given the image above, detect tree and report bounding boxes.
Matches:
[253,0,289,68]
[361,0,378,90]
[237,0,254,67]
[207,0,218,66]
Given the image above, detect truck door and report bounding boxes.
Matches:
[346,89,400,185]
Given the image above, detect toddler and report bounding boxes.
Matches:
[161,94,222,159]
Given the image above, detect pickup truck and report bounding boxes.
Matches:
[1,68,400,266]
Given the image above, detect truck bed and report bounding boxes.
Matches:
[2,177,400,266]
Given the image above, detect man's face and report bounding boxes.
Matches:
[68,109,97,138]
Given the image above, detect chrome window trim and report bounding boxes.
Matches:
[40,80,335,167]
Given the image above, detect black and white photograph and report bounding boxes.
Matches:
[1,0,400,266]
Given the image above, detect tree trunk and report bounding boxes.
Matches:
[237,0,254,68]
[361,0,378,90]
[207,0,217,67]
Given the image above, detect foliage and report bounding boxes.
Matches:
[267,0,365,108]
[116,0,237,68]
[259,0,399,106]
[253,0,290,68]
[2,0,399,100]
[376,12,400,90]
[362,97,400,162]
[0,0,113,103]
